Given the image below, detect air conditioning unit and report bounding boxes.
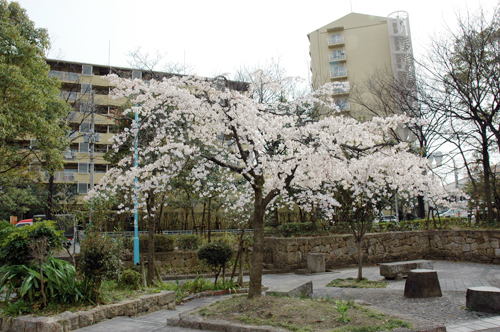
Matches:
[95,134,101,142]
[83,135,89,143]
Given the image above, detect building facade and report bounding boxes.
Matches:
[308,11,415,119]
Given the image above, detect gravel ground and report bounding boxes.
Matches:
[339,288,496,330]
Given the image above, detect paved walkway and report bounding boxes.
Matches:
[75,261,500,332]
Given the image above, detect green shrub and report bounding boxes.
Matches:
[154,234,175,252]
[197,242,234,284]
[129,234,175,252]
[0,220,14,244]
[177,234,200,250]
[205,232,238,246]
[119,269,142,290]
[0,221,63,265]
[277,222,314,237]
[79,231,123,303]
[0,257,81,305]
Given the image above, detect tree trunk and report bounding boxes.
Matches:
[482,130,494,224]
[310,203,317,231]
[357,237,363,281]
[46,174,55,220]
[208,197,212,243]
[417,195,425,219]
[248,179,265,299]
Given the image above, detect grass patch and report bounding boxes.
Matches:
[195,295,411,332]
[326,278,388,288]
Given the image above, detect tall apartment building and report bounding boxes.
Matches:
[45,60,247,198]
[308,11,415,119]
[45,59,138,196]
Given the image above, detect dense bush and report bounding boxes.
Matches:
[197,242,234,283]
[0,221,63,265]
[123,234,175,252]
[119,269,142,290]
[177,234,200,250]
[79,231,123,303]
[0,257,81,305]
[277,222,314,237]
[0,220,14,244]
[205,232,238,246]
[154,234,175,252]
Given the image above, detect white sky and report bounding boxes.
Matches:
[16,0,499,80]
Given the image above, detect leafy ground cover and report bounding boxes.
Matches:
[197,295,411,332]
[327,278,388,289]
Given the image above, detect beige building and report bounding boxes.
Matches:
[44,60,247,198]
[308,11,415,119]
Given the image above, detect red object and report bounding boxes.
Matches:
[15,219,33,227]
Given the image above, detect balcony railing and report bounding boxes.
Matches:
[328,35,344,45]
[336,100,351,110]
[330,67,347,78]
[60,91,78,101]
[50,70,79,83]
[45,171,75,182]
[329,53,346,61]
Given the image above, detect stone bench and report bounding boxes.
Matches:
[466,287,500,313]
[380,260,434,279]
[404,269,442,298]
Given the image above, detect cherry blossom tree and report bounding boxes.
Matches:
[89,72,450,297]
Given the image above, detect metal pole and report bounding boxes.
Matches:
[133,108,140,265]
[89,91,95,224]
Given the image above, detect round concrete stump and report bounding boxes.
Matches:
[466,287,500,313]
[404,269,442,298]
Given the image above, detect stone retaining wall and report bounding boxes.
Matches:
[263,230,500,271]
[0,291,175,332]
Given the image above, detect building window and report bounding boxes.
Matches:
[79,142,89,153]
[78,183,89,194]
[81,83,92,94]
[328,33,344,45]
[82,65,93,76]
[80,122,90,133]
[335,98,350,110]
[78,162,89,174]
[329,49,345,61]
[132,70,142,80]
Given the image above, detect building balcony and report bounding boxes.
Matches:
[336,99,351,110]
[45,171,76,182]
[50,70,79,83]
[328,36,345,47]
[330,68,348,78]
[329,53,346,62]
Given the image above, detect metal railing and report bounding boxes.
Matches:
[328,35,344,45]
[50,70,79,82]
[330,67,347,78]
[103,229,254,237]
[329,53,346,61]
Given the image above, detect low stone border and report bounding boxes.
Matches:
[168,308,446,332]
[182,286,270,302]
[0,291,175,332]
[266,281,313,298]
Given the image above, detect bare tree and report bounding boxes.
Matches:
[422,4,500,222]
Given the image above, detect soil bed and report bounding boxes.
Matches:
[196,295,411,332]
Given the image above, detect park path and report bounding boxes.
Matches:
[75,261,500,332]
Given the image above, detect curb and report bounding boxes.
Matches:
[0,291,175,332]
[168,306,447,332]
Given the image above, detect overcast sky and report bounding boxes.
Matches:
[17,0,499,80]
